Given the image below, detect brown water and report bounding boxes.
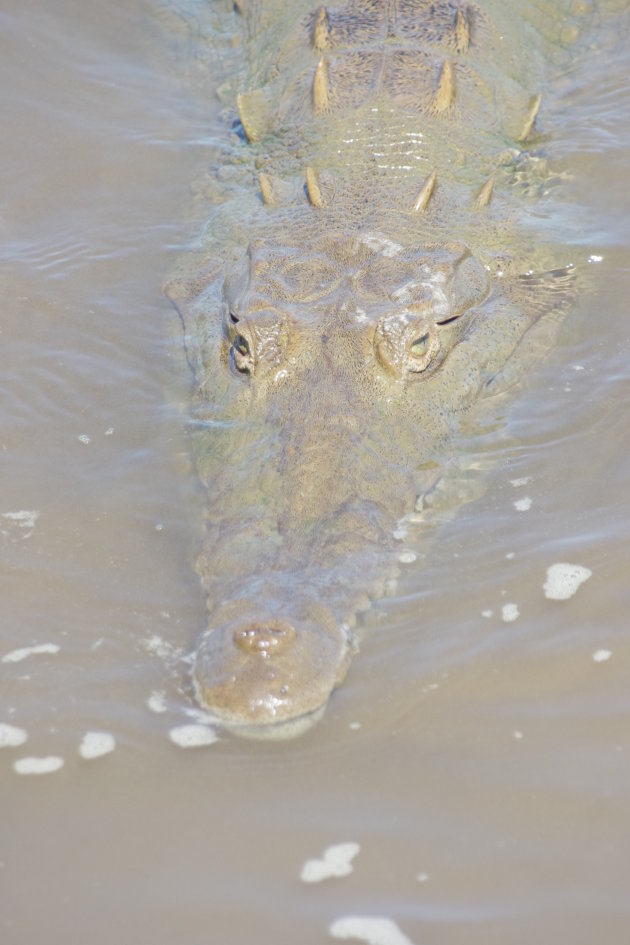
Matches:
[2,2,630,943]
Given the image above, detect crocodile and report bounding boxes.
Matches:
[166,0,595,736]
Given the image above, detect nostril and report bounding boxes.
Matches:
[233,620,296,656]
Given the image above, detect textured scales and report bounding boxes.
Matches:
[166,0,594,737]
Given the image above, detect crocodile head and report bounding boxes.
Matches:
[175,231,502,736]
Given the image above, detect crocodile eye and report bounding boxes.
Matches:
[229,311,240,324]
[374,314,441,377]
[234,334,250,357]
[231,331,254,374]
[410,333,431,358]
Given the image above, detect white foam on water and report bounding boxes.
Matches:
[169,724,218,748]
[1,509,39,539]
[330,916,416,945]
[513,497,532,512]
[300,842,360,883]
[2,643,60,663]
[142,635,184,661]
[147,690,168,713]
[592,649,612,663]
[0,723,28,748]
[398,551,416,564]
[481,609,493,618]
[501,603,520,623]
[510,477,531,487]
[79,731,116,759]
[544,563,592,600]
[14,756,64,775]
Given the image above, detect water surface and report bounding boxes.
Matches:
[2,2,630,943]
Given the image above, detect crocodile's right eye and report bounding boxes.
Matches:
[225,308,290,378]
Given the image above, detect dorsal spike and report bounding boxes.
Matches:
[313,58,329,114]
[454,5,470,53]
[313,6,330,51]
[306,167,324,208]
[413,171,437,212]
[474,178,494,209]
[236,89,271,143]
[432,59,455,114]
[518,93,542,142]
[258,173,275,206]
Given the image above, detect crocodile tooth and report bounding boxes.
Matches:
[412,171,437,212]
[518,93,542,141]
[312,6,330,51]
[454,5,470,53]
[258,172,275,206]
[313,58,329,114]
[432,59,455,113]
[474,178,494,209]
[306,166,324,207]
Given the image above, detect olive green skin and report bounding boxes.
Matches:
[166,0,585,733]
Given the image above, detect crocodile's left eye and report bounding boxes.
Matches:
[374,314,440,377]
[410,332,431,359]
[232,330,254,373]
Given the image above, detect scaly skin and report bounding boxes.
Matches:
[166,0,589,736]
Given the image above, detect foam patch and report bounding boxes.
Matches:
[79,732,116,759]
[169,724,218,748]
[330,916,415,945]
[2,643,60,663]
[301,842,360,883]
[14,756,64,775]
[0,723,28,748]
[544,563,592,600]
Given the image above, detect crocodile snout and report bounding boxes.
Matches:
[192,600,352,735]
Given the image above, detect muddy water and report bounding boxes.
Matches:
[2,2,630,943]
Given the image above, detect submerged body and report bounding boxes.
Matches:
[167,0,589,734]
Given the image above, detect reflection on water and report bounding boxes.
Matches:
[1,1,630,943]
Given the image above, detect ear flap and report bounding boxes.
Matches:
[164,258,226,380]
